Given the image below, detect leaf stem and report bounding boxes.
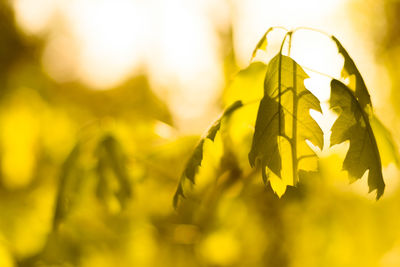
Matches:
[251,26,289,62]
[298,154,317,163]
[278,32,291,138]
[241,98,263,106]
[291,60,299,185]
[288,31,293,57]
[301,65,337,80]
[292,26,332,38]
[272,26,290,32]
[281,133,292,145]
[279,32,291,55]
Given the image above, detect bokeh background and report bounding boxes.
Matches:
[1,0,400,266]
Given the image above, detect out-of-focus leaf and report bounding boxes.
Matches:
[249,54,323,195]
[181,140,206,185]
[207,101,244,141]
[330,79,384,199]
[173,101,243,208]
[53,143,81,230]
[0,1,32,92]
[370,116,400,167]
[331,36,372,110]
[95,135,132,211]
[40,76,173,125]
[224,62,267,106]
[251,27,273,60]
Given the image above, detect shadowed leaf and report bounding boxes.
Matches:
[249,53,323,194]
[370,116,400,167]
[249,94,283,176]
[331,36,372,110]
[330,79,384,199]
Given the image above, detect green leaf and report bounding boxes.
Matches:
[330,79,384,199]
[331,36,372,110]
[249,54,323,193]
[251,27,273,60]
[173,100,243,208]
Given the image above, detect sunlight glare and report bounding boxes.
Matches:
[66,0,146,89]
[146,0,223,128]
[13,0,388,138]
[13,0,58,34]
[41,33,78,83]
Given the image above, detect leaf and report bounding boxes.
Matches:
[182,139,206,184]
[95,135,132,210]
[370,116,400,167]
[208,100,243,141]
[223,61,267,106]
[331,36,372,110]
[251,27,273,60]
[249,93,283,178]
[173,100,243,208]
[249,54,323,193]
[330,79,384,199]
[53,143,81,230]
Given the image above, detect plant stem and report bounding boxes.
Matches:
[302,65,336,80]
[292,26,332,38]
[288,31,293,57]
[278,32,299,184]
[272,26,290,32]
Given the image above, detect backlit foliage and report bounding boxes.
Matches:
[175,27,397,206]
[1,2,400,266]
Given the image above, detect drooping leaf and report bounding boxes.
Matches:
[182,139,206,184]
[53,143,81,230]
[249,93,283,178]
[95,135,132,210]
[207,100,243,141]
[331,36,372,110]
[173,100,243,208]
[251,27,273,60]
[330,79,384,199]
[249,53,323,194]
[370,116,400,167]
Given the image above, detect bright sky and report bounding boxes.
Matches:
[12,0,388,134]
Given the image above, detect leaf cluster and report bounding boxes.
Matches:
[174,27,399,207]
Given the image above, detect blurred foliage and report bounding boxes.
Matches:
[0,1,400,267]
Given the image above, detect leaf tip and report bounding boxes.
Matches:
[173,183,185,209]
